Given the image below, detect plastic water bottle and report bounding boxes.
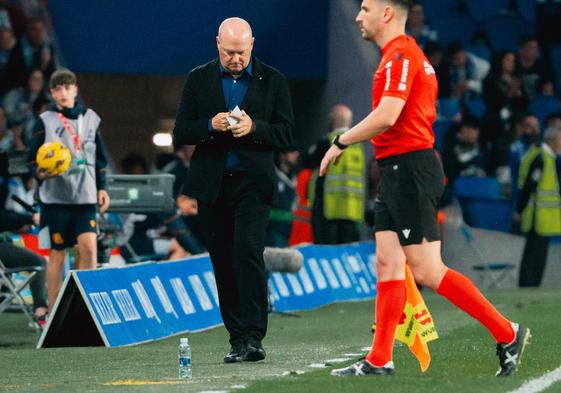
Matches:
[178,337,192,379]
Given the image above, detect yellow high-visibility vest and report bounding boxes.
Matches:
[323,130,366,222]
[518,145,561,236]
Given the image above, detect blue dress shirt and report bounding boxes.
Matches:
[209,61,253,171]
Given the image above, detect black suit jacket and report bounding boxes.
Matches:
[173,57,295,204]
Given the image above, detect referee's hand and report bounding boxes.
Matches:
[319,145,344,176]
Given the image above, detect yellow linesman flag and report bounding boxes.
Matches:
[372,264,439,372]
[395,264,439,372]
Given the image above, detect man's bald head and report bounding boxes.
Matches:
[217,18,254,76]
[329,104,353,130]
[218,17,253,41]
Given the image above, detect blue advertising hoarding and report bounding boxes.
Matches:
[38,242,377,348]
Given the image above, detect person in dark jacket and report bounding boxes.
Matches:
[0,152,47,324]
[514,126,561,287]
[173,17,294,363]
[1,18,55,94]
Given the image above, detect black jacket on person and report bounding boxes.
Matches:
[173,57,295,204]
[0,39,56,95]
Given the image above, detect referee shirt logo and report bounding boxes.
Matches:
[402,229,411,239]
[424,61,436,75]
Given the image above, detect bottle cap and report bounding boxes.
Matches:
[180,337,189,346]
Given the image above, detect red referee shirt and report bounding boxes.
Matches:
[371,35,438,159]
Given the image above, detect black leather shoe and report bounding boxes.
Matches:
[243,341,266,362]
[224,344,244,363]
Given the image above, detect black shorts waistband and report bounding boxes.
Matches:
[377,148,436,167]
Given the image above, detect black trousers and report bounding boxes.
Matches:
[198,173,270,347]
[518,230,551,287]
[0,242,47,310]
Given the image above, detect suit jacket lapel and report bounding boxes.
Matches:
[209,59,228,112]
[241,57,262,110]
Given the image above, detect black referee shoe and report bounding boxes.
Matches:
[331,359,395,377]
[496,323,531,377]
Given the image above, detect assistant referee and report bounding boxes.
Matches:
[321,0,530,378]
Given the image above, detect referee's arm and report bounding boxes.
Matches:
[338,97,405,145]
[319,97,405,176]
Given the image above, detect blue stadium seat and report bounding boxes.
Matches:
[464,95,487,119]
[460,199,513,232]
[485,15,534,51]
[454,176,501,199]
[454,177,513,232]
[422,0,462,21]
[466,0,510,22]
[529,95,561,129]
[431,15,477,46]
[516,0,537,23]
[433,120,454,152]
[437,98,461,120]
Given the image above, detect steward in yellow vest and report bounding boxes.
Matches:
[515,126,561,287]
[517,145,561,236]
[323,129,366,222]
[310,104,367,244]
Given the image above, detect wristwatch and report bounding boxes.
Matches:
[333,134,348,150]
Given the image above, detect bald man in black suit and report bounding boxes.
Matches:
[173,17,295,363]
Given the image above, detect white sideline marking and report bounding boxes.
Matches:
[308,358,352,369]
[508,366,561,393]
[199,391,229,393]
[325,358,351,363]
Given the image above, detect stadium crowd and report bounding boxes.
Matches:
[1,0,561,331]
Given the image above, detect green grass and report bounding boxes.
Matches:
[1,289,560,393]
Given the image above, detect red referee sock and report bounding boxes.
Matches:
[366,279,406,367]
[437,269,515,343]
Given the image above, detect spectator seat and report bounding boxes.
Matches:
[485,15,534,51]
[467,0,511,22]
[529,95,561,130]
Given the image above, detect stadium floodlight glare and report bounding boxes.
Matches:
[152,133,172,147]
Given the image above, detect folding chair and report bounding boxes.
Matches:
[452,179,517,288]
[459,222,516,289]
[0,260,43,331]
